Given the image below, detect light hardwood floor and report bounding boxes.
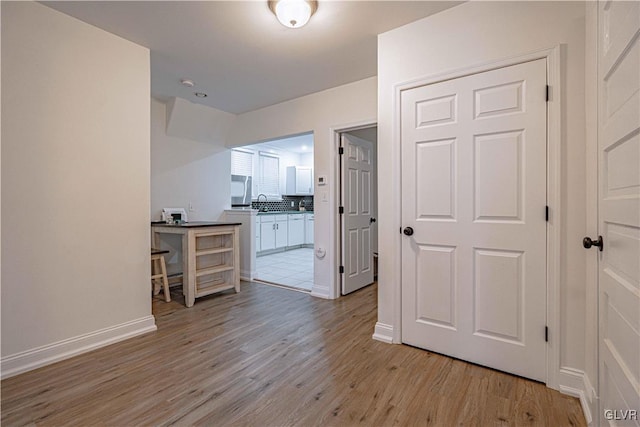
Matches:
[1,282,585,426]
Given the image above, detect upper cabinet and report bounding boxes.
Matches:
[285,166,313,195]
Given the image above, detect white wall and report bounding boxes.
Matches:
[165,97,235,145]
[1,2,153,377]
[227,77,377,298]
[299,153,314,168]
[377,0,587,389]
[151,98,231,221]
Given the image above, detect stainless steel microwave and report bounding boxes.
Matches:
[231,175,252,207]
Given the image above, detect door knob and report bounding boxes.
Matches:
[403,227,414,236]
[583,236,603,251]
[370,217,377,224]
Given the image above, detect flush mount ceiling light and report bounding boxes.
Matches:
[268,0,318,29]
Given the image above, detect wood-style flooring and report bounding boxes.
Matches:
[1,282,586,426]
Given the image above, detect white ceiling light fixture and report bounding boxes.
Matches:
[268,0,318,29]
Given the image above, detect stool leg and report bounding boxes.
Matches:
[159,255,171,302]
[151,257,161,295]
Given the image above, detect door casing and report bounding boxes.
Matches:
[390,46,563,389]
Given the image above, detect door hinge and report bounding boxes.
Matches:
[545,326,549,342]
[545,205,549,222]
[339,265,344,274]
[338,147,344,155]
[546,85,550,102]
[339,206,344,214]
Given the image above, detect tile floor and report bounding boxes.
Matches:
[255,248,314,291]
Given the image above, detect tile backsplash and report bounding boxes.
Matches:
[252,195,313,212]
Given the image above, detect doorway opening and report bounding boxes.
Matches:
[230,133,315,293]
[338,126,378,295]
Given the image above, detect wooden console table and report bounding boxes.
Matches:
[151,222,241,307]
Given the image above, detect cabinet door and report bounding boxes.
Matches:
[296,168,313,194]
[260,218,276,251]
[275,218,288,248]
[288,216,304,246]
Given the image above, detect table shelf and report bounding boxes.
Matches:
[196,247,234,256]
[195,282,236,298]
[196,265,235,277]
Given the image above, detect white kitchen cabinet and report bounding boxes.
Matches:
[285,166,313,195]
[259,215,276,251]
[305,213,314,244]
[275,216,288,248]
[288,214,305,246]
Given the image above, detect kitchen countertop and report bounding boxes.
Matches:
[256,211,313,216]
[151,221,242,227]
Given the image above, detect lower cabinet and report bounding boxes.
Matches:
[259,216,276,251]
[275,217,288,248]
[258,213,310,254]
[259,214,288,251]
[288,214,305,246]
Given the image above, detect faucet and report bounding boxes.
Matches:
[257,194,268,212]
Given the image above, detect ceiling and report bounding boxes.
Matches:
[44,1,461,114]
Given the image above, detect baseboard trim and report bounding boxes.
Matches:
[558,367,594,425]
[310,286,330,299]
[372,322,394,344]
[240,270,255,282]
[1,315,157,379]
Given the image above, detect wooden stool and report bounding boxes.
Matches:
[151,249,171,302]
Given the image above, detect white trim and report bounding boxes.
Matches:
[584,5,600,426]
[372,322,394,344]
[545,45,563,391]
[1,316,157,379]
[389,46,564,379]
[558,368,594,425]
[329,119,377,301]
[310,287,331,299]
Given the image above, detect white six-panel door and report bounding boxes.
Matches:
[596,1,640,424]
[401,59,548,381]
[342,134,375,295]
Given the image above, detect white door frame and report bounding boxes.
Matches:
[390,46,563,388]
[329,120,377,300]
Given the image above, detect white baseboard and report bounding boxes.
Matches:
[1,315,157,379]
[558,367,594,425]
[240,270,254,282]
[372,322,394,344]
[310,286,330,299]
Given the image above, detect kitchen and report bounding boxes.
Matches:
[229,133,315,291]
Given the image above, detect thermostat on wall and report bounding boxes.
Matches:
[317,175,327,186]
